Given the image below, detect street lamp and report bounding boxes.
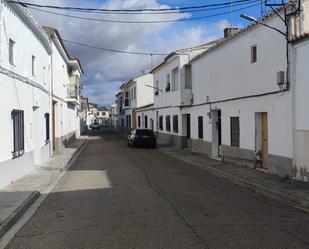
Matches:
[240,13,287,37]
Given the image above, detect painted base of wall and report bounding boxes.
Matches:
[295,130,309,181]
[54,131,77,152]
[222,144,293,178]
[190,139,212,156]
[0,143,51,188]
[157,133,188,148]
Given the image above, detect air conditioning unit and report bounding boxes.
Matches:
[277,71,285,90]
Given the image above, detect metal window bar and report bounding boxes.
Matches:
[12,109,24,158]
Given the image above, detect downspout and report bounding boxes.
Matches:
[50,40,54,156]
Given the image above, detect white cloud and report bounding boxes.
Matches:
[27,0,234,106]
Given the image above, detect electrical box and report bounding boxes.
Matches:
[277,71,285,85]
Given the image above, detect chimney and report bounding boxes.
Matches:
[224,27,238,38]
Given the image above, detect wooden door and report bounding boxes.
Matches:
[262,112,268,168]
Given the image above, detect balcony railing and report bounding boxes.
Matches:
[67,84,78,99]
[69,75,80,86]
[124,99,130,107]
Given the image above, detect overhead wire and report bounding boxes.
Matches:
[27,2,261,24]
[28,0,260,15]
[6,0,262,12]
[61,39,169,56]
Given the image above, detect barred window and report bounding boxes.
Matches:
[12,109,24,158]
[198,116,203,139]
[230,117,240,147]
[159,116,163,130]
[173,115,178,133]
[45,113,50,142]
[166,115,171,132]
[138,116,141,127]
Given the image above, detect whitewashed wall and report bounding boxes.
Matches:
[190,14,292,159]
[0,2,51,187]
[136,73,153,108]
[294,38,309,179]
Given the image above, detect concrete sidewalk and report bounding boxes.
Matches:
[0,137,87,238]
[162,148,309,210]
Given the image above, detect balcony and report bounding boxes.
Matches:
[69,75,80,86]
[67,84,79,105]
[123,99,131,109]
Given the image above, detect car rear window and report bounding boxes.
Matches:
[136,129,155,136]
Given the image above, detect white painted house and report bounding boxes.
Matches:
[189,11,292,177]
[120,73,153,130]
[147,1,309,180]
[44,27,84,151]
[0,1,52,187]
[150,42,220,147]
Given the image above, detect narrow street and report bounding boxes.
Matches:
[6,128,309,249]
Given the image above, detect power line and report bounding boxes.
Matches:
[28,0,260,15]
[61,39,169,56]
[28,3,260,24]
[6,0,261,12]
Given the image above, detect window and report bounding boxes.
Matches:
[45,113,50,142]
[166,115,171,132]
[9,39,15,65]
[173,115,178,133]
[166,74,170,92]
[155,80,159,96]
[251,45,257,63]
[145,115,148,128]
[138,116,141,127]
[159,116,163,130]
[172,67,179,91]
[198,116,203,139]
[11,109,24,158]
[230,117,240,147]
[32,55,36,76]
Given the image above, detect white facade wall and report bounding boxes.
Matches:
[135,73,153,107]
[294,38,309,180]
[154,56,183,108]
[47,31,82,148]
[136,108,154,130]
[0,2,52,187]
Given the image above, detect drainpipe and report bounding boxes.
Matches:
[50,40,54,156]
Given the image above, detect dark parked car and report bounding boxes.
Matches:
[128,129,157,148]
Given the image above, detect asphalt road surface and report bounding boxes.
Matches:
[6,128,309,249]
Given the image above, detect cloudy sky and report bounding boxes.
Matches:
[26,0,266,106]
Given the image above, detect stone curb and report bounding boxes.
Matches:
[164,150,309,210]
[0,138,88,239]
[0,191,40,238]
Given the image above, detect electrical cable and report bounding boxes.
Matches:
[61,39,169,56]
[28,0,260,15]
[6,0,261,12]
[27,3,261,24]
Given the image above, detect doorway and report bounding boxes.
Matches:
[255,112,268,169]
[186,114,191,138]
[211,110,222,157]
